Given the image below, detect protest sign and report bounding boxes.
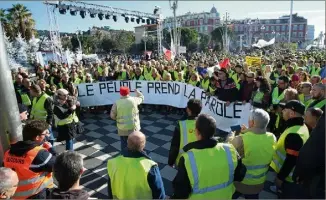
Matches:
[77,81,251,132]
[245,56,261,67]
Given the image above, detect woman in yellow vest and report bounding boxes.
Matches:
[175,72,185,83]
[230,109,276,199]
[53,89,81,150]
[188,72,200,87]
[147,68,161,81]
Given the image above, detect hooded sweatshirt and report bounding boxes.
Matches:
[49,188,89,200]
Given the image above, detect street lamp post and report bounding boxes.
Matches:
[239,34,244,52]
[76,28,82,53]
[143,30,148,53]
[222,11,230,52]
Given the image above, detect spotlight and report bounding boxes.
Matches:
[90,13,96,18]
[142,19,145,23]
[136,18,140,24]
[121,14,125,17]
[80,10,86,18]
[131,17,135,22]
[70,10,77,16]
[154,6,159,15]
[105,14,110,19]
[146,19,150,25]
[151,19,156,24]
[98,13,104,20]
[59,8,66,15]
[113,15,117,22]
[125,17,129,23]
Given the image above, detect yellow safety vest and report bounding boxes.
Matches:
[310,67,321,76]
[253,91,264,104]
[133,75,145,81]
[270,125,309,182]
[188,80,199,87]
[231,73,241,89]
[201,78,210,91]
[73,78,81,84]
[147,76,160,81]
[208,85,216,94]
[50,76,55,85]
[18,90,31,106]
[56,112,79,126]
[298,94,314,108]
[107,155,156,199]
[272,87,285,105]
[116,97,139,131]
[58,82,64,89]
[98,66,104,76]
[30,93,49,120]
[183,143,237,199]
[176,120,196,165]
[118,71,127,80]
[241,132,276,185]
[308,99,326,109]
[144,67,153,80]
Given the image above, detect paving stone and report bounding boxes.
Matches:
[157,119,174,125]
[149,152,168,164]
[110,141,121,151]
[140,119,154,125]
[160,165,177,181]
[102,125,117,132]
[86,131,103,139]
[144,141,159,151]
[83,118,97,124]
[149,113,165,119]
[259,190,278,199]
[162,142,171,150]
[92,139,109,150]
[84,124,100,131]
[99,118,115,124]
[144,125,162,133]
[105,133,121,141]
[165,125,176,132]
[152,134,172,142]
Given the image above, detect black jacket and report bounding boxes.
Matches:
[214,78,238,102]
[172,139,246,199]
[277,117,305,181]
[168,116,196,166]
[53,101,77,141]
[49,188,89,200]
[293,114,325,198]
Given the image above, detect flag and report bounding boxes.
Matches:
[219,58,230,69]
[163,47,172,61]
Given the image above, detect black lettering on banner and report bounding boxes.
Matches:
[167,82,174,94]
[76,86,85,97]
[209,98,217,115]
[107,82,114,93]
[200,91,207,102]
[223,103,232,118]
[99,83,106,94]
[147,82,154,94]
[86,85,94,96]
[161,82,168,94]
[175,83,180,95]
[183,85,188,98]
[155,82,161,94]
[135,81,142,92]
[188,88,196,99]
[233,102,242,118]
[216,100,223,116]
[113,81,119,92]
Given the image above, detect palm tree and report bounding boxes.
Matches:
[7,4,35,40]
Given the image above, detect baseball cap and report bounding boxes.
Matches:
[280,100,305,115]
[120,86,130,96]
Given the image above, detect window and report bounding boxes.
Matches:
[201,26,204,32]
[276,26,280,31]
[187,21,190,26]
[235,26,238,32]
[298,32,303,37]
[255,26,258,31]
[215,19,219,24]
[200,19,203,25]
[282,25,286,31]
[265,33,269,37]
[299,24,304,30]
[204,26,208,32]
[293,25,298,31]
[293,32,297,37]
[266,26,269,31]
[204,18,208,24]
[271,26,274,31]
[276,19,281,24]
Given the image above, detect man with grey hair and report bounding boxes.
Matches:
[107,131,165,199]
[230,109,276,199]
[0,167,19,199]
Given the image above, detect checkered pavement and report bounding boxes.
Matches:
[53,111,277,199]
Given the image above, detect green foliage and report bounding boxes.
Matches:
[101,37,117,53]
[115,31,135,53]
[199,33,210,51]
[211,26,233,50]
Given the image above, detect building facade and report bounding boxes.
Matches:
[163,6,221,35]
[306,25,315,41]
[232,13,308,44]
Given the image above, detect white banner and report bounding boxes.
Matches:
[77,81,251,132]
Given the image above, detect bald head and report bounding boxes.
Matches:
[127,131,146,151]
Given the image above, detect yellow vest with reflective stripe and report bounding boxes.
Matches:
[310,67,321,76]
[147,76,160,81]
[118,71,127,80]
[241,132,276,185]
[201,78,210,91]
[144,67,153,80]
[97,66,104,76]
[116,97,139,131]
[183,143,237,199]
[73,78,81,84]
[270,124,309,182]
[298,94,314,108]
[107,155,156,199]
[176,120,196,165]
[188,80,198,87]
[56,112,79,126]
[308,99,326,109]
[231,73,241,89]
[18,90,31,106]
[253,91,264,104]
[31,93,49,120]
[272,87,285,105]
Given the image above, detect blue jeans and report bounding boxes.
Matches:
[47,127,55,146]
[66,139,73,151]
[120,136,128,151]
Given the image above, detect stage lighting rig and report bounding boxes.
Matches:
[136,18,140,24]
[151,19,156,24]
[113,15,117,22]
[80,10,86,18]
[70,10,77,16]
[125,17,129,23]
[142,19,146,23]
[98,13,104,20]
[131,17,135,22]
[105,14,110,19]
[146,18,150,25]
[90,13,96,18]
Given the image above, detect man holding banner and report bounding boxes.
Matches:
[110,87,144,151]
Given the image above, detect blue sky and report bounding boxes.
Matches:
[1,1,325,38]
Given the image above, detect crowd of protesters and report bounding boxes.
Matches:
[1,48,325,199]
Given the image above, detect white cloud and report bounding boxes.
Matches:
[248,10,325,16]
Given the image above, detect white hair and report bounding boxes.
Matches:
[249,109,270,129]
[0,167,16,193]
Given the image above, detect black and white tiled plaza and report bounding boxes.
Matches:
[53,111,277,199]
